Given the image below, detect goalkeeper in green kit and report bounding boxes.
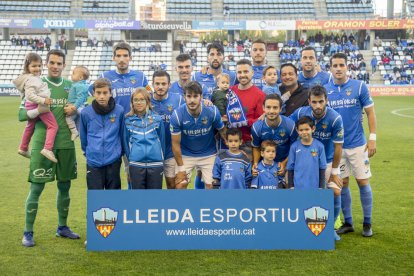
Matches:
[19,50,79,247]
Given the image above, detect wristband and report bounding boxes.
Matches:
[177,165,185,172]
[369,133,377,141]
[331,167,340,175]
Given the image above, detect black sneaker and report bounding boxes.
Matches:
[362,223,373,237]
[336,222,355,234]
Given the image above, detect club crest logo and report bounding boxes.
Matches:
[311,148,318,157]
[321,121,328,129]
[64,86,71,93]
[93,208,118,238]
[304,206,328,236]
[109,114,116,123]
[345,88,352,96]
[167,104,173,113]
[201,116,208,125]
[130,77,136,84]
[229,108,242,121]
[279,130,286,137]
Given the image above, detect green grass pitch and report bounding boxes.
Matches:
[0,96,413,275]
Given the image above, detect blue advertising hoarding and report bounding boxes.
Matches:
[87,189,334,251]
[192,21,246,30]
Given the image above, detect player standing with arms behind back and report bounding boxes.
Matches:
[325,53,377,237]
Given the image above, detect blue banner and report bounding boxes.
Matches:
[32,19,86,29]
[192,21,246,30]
[0,84,19,96]
[87,190,334,251]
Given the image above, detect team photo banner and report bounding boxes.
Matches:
[87,189,334,251]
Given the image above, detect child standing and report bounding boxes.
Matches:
[287,116,327,189]
[212,128,252,189]
[261,66,281,96]
[66,66,90,140]
[251,140,284,189]
[80,78,124,190]
[13,53,58,163]
[123,88,165,189]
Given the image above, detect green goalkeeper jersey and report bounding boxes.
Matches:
[31,77,74,150]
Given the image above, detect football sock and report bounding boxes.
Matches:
[341,186,353,225]
[194,175,205,189]
[334,195,341,222]
[57,181,71,227]
[359,184,373,225]
[25,182,45,232]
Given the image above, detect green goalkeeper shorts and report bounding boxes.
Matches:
[28,149,77,183]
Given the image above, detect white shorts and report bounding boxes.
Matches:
[340,145,372,180]
[325,163,341,190]
[177,155,216,185]
[164,158,177,178]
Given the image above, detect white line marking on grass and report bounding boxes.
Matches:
[391,108,414,119]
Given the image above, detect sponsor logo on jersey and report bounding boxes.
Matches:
[304,206,328,237]
[64,86,71,93]
[201,116,208,125]
[93,208,118,238]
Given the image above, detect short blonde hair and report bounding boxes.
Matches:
[217,73,230,83]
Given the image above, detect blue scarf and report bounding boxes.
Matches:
[226,89,248,128]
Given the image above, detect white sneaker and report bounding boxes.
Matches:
[18,149,31,158]
[71,133,79,141]
[40,149,58,163]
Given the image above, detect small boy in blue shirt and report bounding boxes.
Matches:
[66,66,90,140]
[212,129,252,189]
[287,116,326,189]
[251,140,284,189]
[261,66,281,96]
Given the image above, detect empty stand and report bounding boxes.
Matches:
[0,41,48,85]
[71,41,172,85]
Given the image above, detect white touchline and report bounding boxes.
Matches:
[391,108,414,119]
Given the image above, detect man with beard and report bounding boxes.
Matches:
[170,81,226,189]
[97,42,151,113]
[231,59,266,160]
[192,42,236,100]
[251,94,297,187]
[279,63,308,116]
[290,85,344,240]
[298,46,332,89]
